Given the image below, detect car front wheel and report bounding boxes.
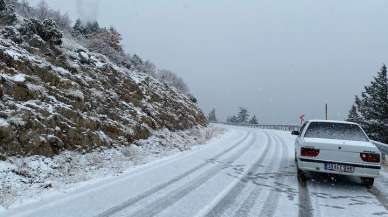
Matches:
[361,177,374,188]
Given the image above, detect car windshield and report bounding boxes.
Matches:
[304,122,369,142]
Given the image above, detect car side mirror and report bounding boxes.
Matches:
[291,130,300,136]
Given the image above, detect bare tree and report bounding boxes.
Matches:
[158,70,189,94]
[16,0,32,17]
[36,0,49,20]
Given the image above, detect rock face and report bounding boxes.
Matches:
[0,20,206,157]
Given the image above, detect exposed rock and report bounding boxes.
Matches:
[28,34,46,49]
[47,135,64,149]
[0,84,3,98]
[0,118,12,143]
[78,50,91,64]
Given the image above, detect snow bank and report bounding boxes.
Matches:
[0,126,224,209]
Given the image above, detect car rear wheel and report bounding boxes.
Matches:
[296,160,307,184]
[297,168,307,184]
[361,177,374,188]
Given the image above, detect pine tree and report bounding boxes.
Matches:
[236,107,249,123]
[249,115,258,125]
[72,18,84,36]
[208,109,217,122]
[347,104,359,123]
[86,21,100,34]
[347,97,363,124]
[349,64,388,143]
[227,115,238,123]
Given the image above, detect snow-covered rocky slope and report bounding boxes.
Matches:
[0,19,206,158]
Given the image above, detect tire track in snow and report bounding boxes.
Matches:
[298,181,313,217]
[253,134,289,217]
[297,144,313,217]
[230,133,281,217]
[95,132,251,217]
[127,133,259,217]
[370,172,388,210]
[309,181,322,217]
[368,187,388,211]
[202,131,273,217]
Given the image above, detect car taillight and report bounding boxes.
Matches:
[360,153,380,163]
[301,147,320,157]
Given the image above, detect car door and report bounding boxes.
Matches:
[295,122,308,155]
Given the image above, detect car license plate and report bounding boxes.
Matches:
[324,163,354,173]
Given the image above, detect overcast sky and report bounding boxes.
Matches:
[31,0,388,124]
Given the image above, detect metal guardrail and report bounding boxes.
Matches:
[216,122,388,161]
[219,122,300,132]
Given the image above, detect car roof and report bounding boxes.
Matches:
[307,119,359,125]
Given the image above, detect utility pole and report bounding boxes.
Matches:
[325,103,328,120]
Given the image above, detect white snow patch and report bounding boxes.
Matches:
[7,116,25,127]
[67,89,84,101]
[53,66,71,76]
[96,131,112,145]
[0,118,9,127]
[11,74,25,82]
[4,49,24,61]
[2,73,26,83]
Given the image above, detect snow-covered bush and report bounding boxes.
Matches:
[0,0,16,25]
[187,94,198,103]
[19,18,63,46]
[1,26,21,43]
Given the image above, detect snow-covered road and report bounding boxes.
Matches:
[2,126,388,217]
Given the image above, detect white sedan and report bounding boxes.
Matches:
[293,120,381,187]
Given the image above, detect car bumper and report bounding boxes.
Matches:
[297,158,381,178]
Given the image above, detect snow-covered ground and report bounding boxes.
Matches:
[2,125,388,217]
[0,126,223,211]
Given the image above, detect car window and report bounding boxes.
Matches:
[299,122,308,136]
[304,122,369,142]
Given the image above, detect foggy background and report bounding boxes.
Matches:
[30,0,388,124]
